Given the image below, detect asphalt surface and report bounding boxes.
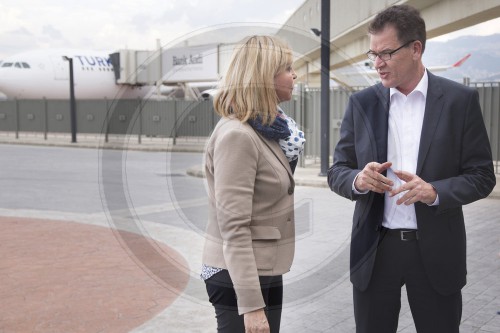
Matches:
[0,133,499,332]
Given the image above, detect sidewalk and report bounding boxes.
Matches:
[0,135,499,333]
[0,132,207,153]
[186,160,500,199]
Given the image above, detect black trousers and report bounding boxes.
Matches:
[353,229,462,333]
[205,269,283,333]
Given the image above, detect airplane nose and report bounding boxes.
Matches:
[0,69,9,97]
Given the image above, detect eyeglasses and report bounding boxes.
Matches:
[366,40,415,62]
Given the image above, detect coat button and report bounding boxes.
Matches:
[288,187,294,195]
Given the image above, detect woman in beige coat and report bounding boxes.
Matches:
[201,35,305,333]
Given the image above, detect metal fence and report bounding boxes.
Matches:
[290,83,500,174]
[0,82,498,173]
[471,82,500,174]
[291,86,353,163]
[0,98,221,140]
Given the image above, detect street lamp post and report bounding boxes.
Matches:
[63,56,77,143]
[319,0,330,176]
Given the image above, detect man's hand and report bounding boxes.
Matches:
[355,161,394,193]
[390,170,437,205]
[244,308,269,333]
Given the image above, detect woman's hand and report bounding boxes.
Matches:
[244,308,269,333]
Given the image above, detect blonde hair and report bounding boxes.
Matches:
[214,35,293,125]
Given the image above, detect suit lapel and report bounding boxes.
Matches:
[254,130,295,183]
[416,72,444,175]
[369,84,390,163]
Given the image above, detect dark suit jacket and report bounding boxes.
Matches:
[328,71,496,295]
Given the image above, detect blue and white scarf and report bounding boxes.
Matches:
[247,108,305,163]
[276,108,306,163]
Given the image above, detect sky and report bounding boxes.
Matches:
[0,0,498,60]
[429,16,500,42]
[0,0,304,59]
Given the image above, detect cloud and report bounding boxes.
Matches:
[0,0,306,58]
[0,28,39,59]
[42,25,65,40]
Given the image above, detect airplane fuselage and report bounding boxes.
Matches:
[0,49,152,99]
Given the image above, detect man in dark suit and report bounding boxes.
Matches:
[327,5,496,333]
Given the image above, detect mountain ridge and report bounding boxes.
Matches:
[424,34,500,82]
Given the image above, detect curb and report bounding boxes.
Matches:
[0,138,206,153]
[488,175,500,199]
[187,165,500,195]
[187,165,334,189]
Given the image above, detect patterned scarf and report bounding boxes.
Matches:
[247,108,306,173]
[277,108,306,163]
[247,114,290,141]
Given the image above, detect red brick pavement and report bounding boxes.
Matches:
[0,216,190,333]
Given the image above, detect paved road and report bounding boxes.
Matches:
[0,143,498,332]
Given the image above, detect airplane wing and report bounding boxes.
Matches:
[340,54,471,77]
[426,53,471,72]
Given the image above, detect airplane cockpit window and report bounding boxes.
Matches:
[1,61,30,69]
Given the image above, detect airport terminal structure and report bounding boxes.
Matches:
[107,0,500,94]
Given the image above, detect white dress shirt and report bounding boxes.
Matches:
[382,71,428,229]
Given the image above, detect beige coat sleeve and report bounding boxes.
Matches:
[212,127,264,314]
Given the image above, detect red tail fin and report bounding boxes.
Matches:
[453,54,471,67]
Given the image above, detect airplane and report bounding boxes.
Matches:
[0,49,216,100]
[0,49,156,99]
[332,53,471,88]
